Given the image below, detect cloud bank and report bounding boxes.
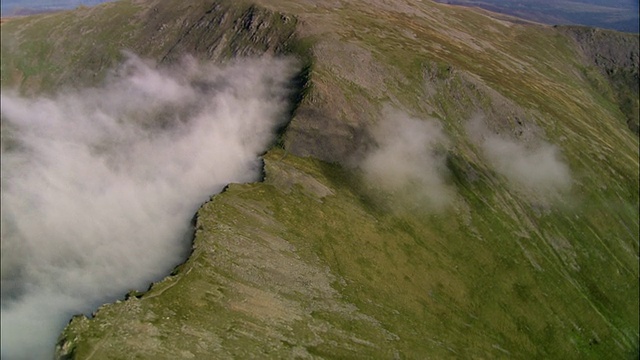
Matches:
[0,54,296,359]
[361,109,454,210]
[467,116,572,194]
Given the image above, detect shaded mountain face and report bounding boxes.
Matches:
[0,0,638,359]
[557,25,640,134]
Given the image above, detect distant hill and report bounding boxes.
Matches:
[0,0,113,16]
[435,0,640,33]
[3,0,638,33]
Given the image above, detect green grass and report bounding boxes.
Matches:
[58,146,638,358]
[1,0,636,358]
[1,0,300,93]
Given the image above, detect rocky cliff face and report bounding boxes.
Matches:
[557,26,640,134]
[1,0,638,359]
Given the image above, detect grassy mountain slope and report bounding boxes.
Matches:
[1,0,638,358]
[58,145,639,359]
[0,0,298,93]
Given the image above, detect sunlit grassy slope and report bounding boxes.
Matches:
[1,0,637,358]
[58,146,639,359]
[0,0,298,93]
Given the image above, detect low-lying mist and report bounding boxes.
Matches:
[361,109,454,210]
[467,116,572,195]
[0,54,296,359]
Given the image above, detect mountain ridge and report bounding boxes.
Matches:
[0,0,637,358]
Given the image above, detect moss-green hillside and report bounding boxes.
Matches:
[57,146,638,358]
[0,0,298,93]
[1,0,637,359]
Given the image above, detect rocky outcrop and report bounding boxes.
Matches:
[558,26,640,134]
[0,0,300,92]
[158,2,298,63]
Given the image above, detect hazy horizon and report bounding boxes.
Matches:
[435,0,639,33]
[3,0,638,32]
[1,0,113,16]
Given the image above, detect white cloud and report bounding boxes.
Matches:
[0,54,296,359]
[361,108,454,210]
[467,116,572,194]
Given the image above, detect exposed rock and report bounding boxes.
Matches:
[558,26,640,134]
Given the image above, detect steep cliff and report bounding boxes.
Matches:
[557,25,639,134]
